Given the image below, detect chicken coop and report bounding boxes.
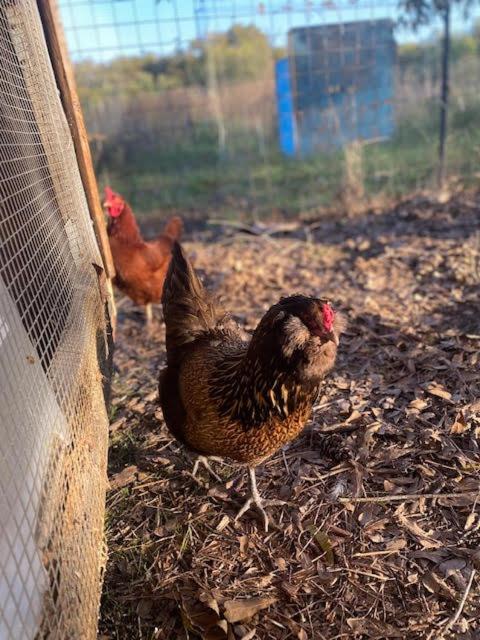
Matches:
[0,1,114,638]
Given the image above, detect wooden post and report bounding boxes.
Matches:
[437,0,450,189]
[36,0,116,282]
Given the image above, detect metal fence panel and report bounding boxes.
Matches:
[0,1,109,637]
[58,0,480,218]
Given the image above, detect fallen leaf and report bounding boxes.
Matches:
[181,596,228,640]
[255,575,274,588]
[396,512,441,549]
[345,409,362,424]
[109,417,126,433]
[421,571,456,599]
[411,550,449,563]
[385,537,407,551]
[425,382,452,402]
[224,597,276,623]
[109,465,137,490]
[438,557,467,577]
[408,398,428,412]
[199,592,220,616]
[347,617,403,637]
[450,414,469,434]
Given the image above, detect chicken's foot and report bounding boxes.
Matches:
[191,455,223,483]
[234,467,284,533]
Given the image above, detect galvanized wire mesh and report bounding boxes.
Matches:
[0,1,109,638]
[58,0,480,219]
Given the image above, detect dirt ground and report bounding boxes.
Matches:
[99,194,480,640]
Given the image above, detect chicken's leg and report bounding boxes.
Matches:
[234,467,284,533]
[191,455,223,483]
[145,303,154,332]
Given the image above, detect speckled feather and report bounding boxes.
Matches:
[159,243,344,466]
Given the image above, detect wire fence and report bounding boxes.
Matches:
[0,1,110,638]
[58,0,480,219]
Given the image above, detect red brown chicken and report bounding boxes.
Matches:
[104,186,183,329]
[159,243,346,530]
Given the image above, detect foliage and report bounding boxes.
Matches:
[190,24,275,84]
[75,58,155,105]
[75,21,480,105]
[399,0,477,28]
[76,23,275,105]
[398,28,479,69]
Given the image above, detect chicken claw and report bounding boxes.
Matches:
[234,467,284,532]
[191,455,223,484]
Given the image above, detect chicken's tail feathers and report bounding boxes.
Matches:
[161,216,183,241]
[162,242,223,357]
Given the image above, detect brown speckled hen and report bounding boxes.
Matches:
[159,243,346,530]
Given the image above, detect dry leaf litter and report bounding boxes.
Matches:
[99,194,480,640]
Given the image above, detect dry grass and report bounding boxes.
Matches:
[85,77,275,145]
[99,193,480,640]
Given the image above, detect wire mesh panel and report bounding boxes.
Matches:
[57,0,480,219]
[0,1,109,638]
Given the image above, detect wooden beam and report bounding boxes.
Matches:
[37,0,116,281]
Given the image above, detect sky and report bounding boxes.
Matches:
[58,0,480,62]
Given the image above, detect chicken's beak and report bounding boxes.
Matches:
[327,331,339,346]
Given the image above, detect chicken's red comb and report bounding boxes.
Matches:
[104,186,116,201]
[322,303,335,332]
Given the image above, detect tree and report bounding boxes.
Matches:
[189,24,274,85]
[399,0,475,28]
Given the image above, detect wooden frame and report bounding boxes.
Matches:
[37,0,116,336]
[36,0,116,281]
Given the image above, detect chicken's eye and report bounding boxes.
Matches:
[301,314,323,337]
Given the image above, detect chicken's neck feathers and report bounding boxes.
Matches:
[209,331,317,430]
[108,203,142,243]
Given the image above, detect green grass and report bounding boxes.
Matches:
[97,99,480,220]
[108,428,139,473]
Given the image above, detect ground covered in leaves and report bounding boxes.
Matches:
[99,194,480,640]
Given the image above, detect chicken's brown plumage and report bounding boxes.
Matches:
[159,243,345,529]
[104,187,183,328]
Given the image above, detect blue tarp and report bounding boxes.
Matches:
[275,58,297,156]
[276,19,396,156]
